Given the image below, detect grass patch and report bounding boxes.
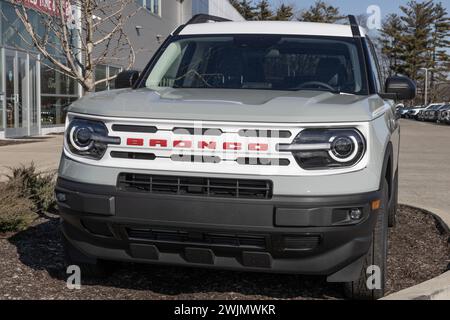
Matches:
[0,164,56,233]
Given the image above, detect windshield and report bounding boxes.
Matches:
[145,35,367,95]
[429,105,443,110]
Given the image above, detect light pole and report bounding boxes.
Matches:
[420,68,433,106]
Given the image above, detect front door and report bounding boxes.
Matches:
[5,50,29,137]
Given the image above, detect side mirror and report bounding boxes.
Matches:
[115,70,140,89]
[380,76,416,100]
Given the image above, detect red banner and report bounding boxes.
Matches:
[16,0,71,17]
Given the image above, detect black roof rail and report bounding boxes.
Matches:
[347,15,372,94]
[173,14,231,36]
[348,15,362,38]
[188,14,231,24]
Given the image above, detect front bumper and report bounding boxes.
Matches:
[56,177,381,280]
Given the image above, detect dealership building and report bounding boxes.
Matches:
[0,0,242,138]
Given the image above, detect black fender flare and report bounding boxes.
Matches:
[379,142,395,200]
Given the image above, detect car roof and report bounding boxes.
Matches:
[179,21,367,38]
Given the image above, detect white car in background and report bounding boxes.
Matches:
[410,103,445,121]
[406,106,425,119]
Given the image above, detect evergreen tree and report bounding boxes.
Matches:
[254,0,273,21]
[398,0,435,81]
[378,1,449,104]
[229,0,241,12]
[379,14,406,77]
[236,0,256,20]
[298,1,344,23]
[273,4,294,21]
[429,2,450,101]
[229,0,247,18]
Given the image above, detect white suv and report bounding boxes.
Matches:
[56,14,416,300]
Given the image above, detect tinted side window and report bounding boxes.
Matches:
[366,38,382,93]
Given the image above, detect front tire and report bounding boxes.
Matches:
[344,179,389,300]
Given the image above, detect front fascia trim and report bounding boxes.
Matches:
[63,112,372,177]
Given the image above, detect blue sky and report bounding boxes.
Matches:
[268,0,450,17]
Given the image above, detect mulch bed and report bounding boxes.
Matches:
[0,205,448,300]
[387,205,449,293]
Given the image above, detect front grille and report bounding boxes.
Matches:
[172,127,223,136]
[283,236,321,251]
[117,173,273,199]
[127,228,267,249]
[238,129,292,138]
[111,151,156,160]
[112,124,157,133]
[236,157,290,166]
[170,154,221,164]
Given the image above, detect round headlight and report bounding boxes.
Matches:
[329,136,358,162]
[66,118,111,160]
[70,126,94,151]
[286,128,366,170]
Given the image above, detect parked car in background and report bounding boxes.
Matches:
[396,104,410,118]
[406,106,424,119]
[423,104,445,122]
[437,104,450,124]
[417,109,428,121]
[414,103,443,121]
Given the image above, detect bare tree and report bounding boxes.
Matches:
[9,0,140,93]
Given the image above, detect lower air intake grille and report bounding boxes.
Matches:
[127,228,267,249]
[117,173,272,199]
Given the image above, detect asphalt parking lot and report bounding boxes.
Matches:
[398,119,450,226]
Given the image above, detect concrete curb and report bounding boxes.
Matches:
[381,203,450,300]
[382,272,450,300]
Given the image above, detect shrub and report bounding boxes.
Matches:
[6,163,57,214]
[0,164,57,233]
[0,184,37,233]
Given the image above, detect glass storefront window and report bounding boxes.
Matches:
[40,60,78,127]
[1,2,60,54]
[137,0,161,16]
[41,61,77,95]
[108,66,121,90]
[95,65,107,92]
[41,96,76,126]
[95,65,122,91]
[0,2,78,134]
[1,2,31,49]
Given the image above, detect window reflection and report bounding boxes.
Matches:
[95,65,122,92]
[41,96,77,126]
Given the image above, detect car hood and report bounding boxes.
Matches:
[69,88,387,123]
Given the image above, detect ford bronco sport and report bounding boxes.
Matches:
[56,15,416,300]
